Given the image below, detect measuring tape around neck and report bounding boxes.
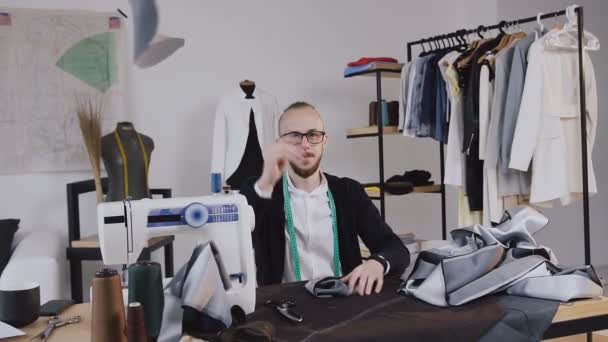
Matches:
[282,173,341,281]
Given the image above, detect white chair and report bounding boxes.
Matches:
[0,229,68,304]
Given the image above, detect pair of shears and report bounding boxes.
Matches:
[265,300,303,323]
[30,315,81,341]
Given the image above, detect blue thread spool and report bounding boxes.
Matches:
[211,173,221,193]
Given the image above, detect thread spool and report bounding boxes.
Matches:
[128,261,164,341]
[91,268,127,342]
[211,173,222,193]
[127,302,148,342]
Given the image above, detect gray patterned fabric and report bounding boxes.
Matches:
[400,206,603,307]
[159,242,232,342]
[305,277,353,298]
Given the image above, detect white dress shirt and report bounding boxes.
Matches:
[282,174,335,282]
[254,174,335,282]
[211,86,279,180]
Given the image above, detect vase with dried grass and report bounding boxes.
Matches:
[76,95,104,203]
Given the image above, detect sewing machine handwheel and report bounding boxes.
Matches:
[184,202,209,228]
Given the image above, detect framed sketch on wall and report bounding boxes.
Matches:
[0,8,130,173]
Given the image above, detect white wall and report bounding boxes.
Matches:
[496,0,608,266]
[0,0,509,297]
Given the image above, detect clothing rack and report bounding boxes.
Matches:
[406,7,592,265]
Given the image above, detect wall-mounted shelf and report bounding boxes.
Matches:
[364,184,442,198]
[344,63,403,79]
[346,126,399,138]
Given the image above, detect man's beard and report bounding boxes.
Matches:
[289,153,322,179]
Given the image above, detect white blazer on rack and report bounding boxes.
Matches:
[509,33,598,205]
[211,86,279,180]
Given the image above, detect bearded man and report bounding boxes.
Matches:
[240,102,409,296]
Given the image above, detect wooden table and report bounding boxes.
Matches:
[6,297,608,341]
[7,304,90,342]
[66,235,174,303]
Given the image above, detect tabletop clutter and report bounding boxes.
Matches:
[10,206,603,341]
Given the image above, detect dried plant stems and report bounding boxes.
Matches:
[76,95,104,203]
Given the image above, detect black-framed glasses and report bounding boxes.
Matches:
[280,130,326,145]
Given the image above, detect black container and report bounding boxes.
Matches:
[0,282,40,327]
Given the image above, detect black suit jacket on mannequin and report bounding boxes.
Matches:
[240,173,410,286]
[101,122,154,202]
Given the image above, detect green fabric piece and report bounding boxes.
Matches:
[56,32,117,92]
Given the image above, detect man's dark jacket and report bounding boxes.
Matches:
[240,173,410,286]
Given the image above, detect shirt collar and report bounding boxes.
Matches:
[286,171,328,197]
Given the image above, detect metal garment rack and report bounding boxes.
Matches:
[406,7,592,265]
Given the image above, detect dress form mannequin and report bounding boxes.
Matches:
[101,122,154,202]
[225,80,264,189]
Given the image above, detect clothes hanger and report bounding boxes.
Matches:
[478,22,509,64]
[536,12,545,33]
[477,25,486,39]
[552,10,562,30]
[545,4,600,51]
[419,39,431,57]
[458,30,469,51]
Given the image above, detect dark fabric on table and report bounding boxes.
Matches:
[480,296,559,342]
[248,278,559,342]
[0,219,19,276]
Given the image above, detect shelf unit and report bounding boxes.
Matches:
[346,126,399,138]
[363,184,442,198]
[345,64,447,236]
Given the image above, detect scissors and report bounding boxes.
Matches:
[265,300,303,323]
[30,315,81,341]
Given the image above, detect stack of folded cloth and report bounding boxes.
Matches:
[344,57,401,77]
[384,170,434,195]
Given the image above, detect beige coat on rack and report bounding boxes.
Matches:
[509,32,598,206]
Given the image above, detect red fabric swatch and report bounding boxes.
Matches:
[347,57,398,67]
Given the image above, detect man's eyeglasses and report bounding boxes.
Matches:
[280,130,326,145]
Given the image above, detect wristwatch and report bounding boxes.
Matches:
[367,254,390,275]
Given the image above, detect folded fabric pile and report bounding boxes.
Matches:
[400,206,603,307]
[384,170,434,195]
[344,57,401,77]
[305,277,353,298]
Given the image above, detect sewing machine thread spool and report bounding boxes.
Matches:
[211,173,221,193]
[128,261,164,341]
[91,268,127,342]
[127,302,148,342]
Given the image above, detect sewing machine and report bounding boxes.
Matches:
[97,194,256,313]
